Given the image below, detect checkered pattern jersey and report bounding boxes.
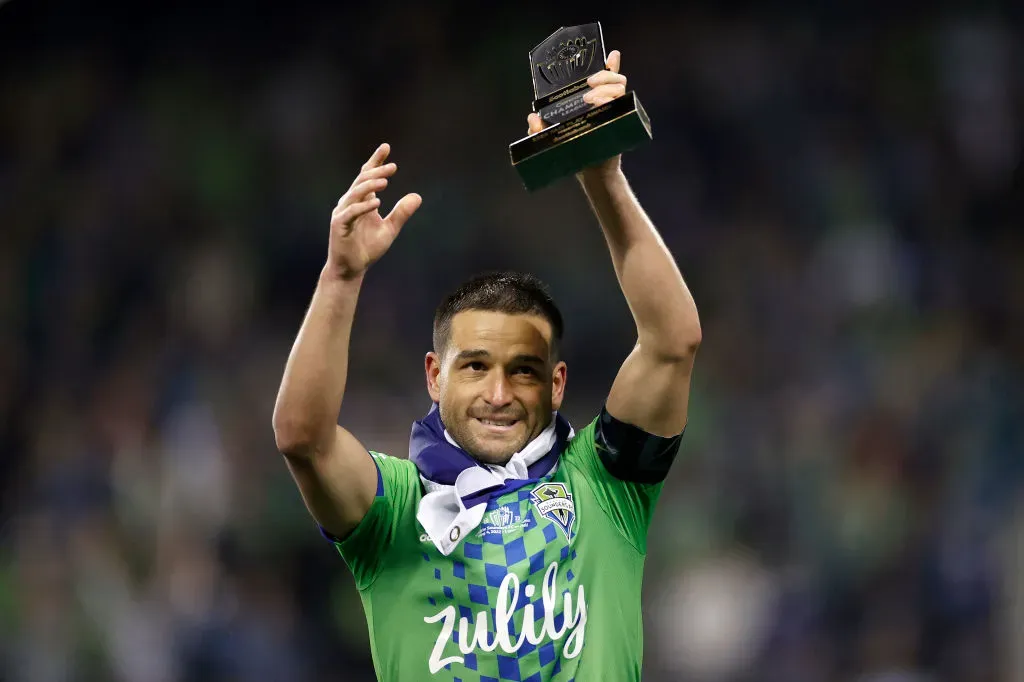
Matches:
[329,417,664,682]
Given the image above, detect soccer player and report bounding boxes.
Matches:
[273,51,701,681]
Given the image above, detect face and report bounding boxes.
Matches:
[425,310,567,465]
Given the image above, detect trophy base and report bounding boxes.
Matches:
[509,91,652,192]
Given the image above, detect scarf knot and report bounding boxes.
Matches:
[410,404,573,555]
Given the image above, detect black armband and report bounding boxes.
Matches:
[594,406,684,484]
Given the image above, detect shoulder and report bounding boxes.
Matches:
[561,416,600,464]
[369,450,416,470]
[332,451,421,588]
[369,451,421,497]
[594,405,684,484]
[562,407,684,484]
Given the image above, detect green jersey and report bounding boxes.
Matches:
[329,416,664,682]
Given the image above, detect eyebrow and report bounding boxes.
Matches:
[453,350,546,366]
[511,354,547,366]
[453,349,491,362]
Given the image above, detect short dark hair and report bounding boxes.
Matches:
[433,271,564,360]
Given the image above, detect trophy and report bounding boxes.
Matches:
[509,22,652,191]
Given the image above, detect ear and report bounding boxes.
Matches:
[550,360,567,411]
[425,351,443,403]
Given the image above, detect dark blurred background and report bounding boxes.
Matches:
[1,1,1022,680]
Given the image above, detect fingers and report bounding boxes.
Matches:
[355,162,397,184]
[332,146,415,229]
[586,70,627,87]
[583,83,627,106]
[335,197,381,226]
[348,176,389,202]
[361,143,390,171]
[606,50,621,74]
[584,51,626,106]
[384,193,422,233]
[339,163,397,205]
[344,162,397,203]
[527,112,545,135]
[526,51,625,129]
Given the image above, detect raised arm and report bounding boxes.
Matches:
[579,161,699,437]
[528,51,700,438]
[272,143,421,538]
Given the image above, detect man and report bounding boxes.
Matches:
[273,50,701,681]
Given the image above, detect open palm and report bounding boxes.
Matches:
[328,143,422,280]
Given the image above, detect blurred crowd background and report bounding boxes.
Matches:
[2,1,1022,681]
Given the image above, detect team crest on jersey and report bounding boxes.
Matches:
[530,482,576,540]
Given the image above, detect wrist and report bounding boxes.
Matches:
[320,263,365,288]
[577,161,626,190]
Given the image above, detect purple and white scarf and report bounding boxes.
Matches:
[410,404,574,555]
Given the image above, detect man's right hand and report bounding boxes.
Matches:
[328,143,422,280]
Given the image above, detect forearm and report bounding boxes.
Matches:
[272,266,363,456]
[579,169,701,360]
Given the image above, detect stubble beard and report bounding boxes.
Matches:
[445,416,530,466]
[440,397,547,465]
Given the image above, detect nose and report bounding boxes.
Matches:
[482,371,514,408]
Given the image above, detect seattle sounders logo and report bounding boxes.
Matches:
[530,483,576,540]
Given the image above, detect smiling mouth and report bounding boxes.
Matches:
[475,417,520,432]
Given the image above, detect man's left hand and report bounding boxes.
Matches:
[526,50,627,180]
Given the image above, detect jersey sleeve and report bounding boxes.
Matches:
[562,407,684,554]
[324,452,420,590]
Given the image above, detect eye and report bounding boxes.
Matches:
[465,361,486,372]
[512,366,537,376]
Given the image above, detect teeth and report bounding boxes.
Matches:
[481,419,515,427]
